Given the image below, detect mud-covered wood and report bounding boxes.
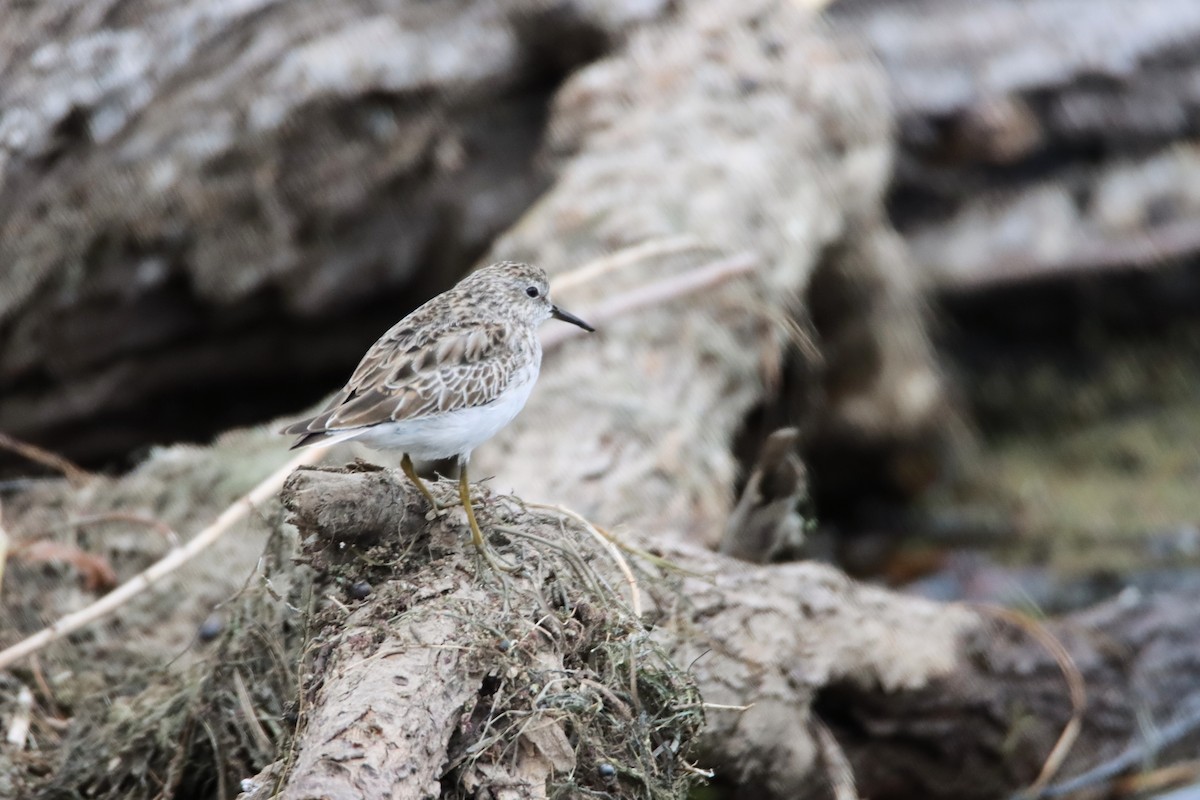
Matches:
[276,464,1200,800]
[11,2,1199,798]
[817,591,1200,800]
[256,464,702,800]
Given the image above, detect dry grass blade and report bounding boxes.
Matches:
[541,251,759,349]
[28,654,57,714]
[0,431,93,487]
[0,499,7,596]
[233,668,274,754]
[0,448,325,670]
[525,501,642,618]
[1113,759,1200,797]
[1023,699,1200,798]
[975,604,1086,796]
[813,719,859,800]
[552,235,709,293]
[65,512,181,547]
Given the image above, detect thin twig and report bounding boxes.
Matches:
[5,684,32,747]
[525,502,642,618]
[542,252,759,349]
[0,448,325,670]
[814,719,860,800]
[1022,699,1200,799]
[0,499,7,596]
[233,668,274,754]
[28,654,57,714]
[551,235,709,293]
[973,605,1087,799]
[1113,759,1200,797]
[63,512,181,547]
[0,431,93,487]
[937,218,1200,293]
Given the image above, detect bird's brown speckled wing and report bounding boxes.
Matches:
[282,318,526,444]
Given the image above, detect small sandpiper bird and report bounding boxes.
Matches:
[281,261,594,570]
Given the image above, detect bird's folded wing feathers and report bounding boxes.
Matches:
[283,321,519,435]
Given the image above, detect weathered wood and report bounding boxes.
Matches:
[275,464,1200,800]
[831,0,1200,287]
[473,0,946,539]
[0,0,665,465]
[20,2,1187,799]
[260,464,702,800]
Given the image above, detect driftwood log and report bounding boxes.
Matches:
[16,443,1200,799]
[251,465,704,800]
[263,464,1200,800]
[3,1,1199,798]
[0,0,938,479]
[5,0,1199,462]
[0,0,667,464]
[830,0,1200,289]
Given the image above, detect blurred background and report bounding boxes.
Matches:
[1,0,1199,796]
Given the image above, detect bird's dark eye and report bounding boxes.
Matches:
[526,286,540,298]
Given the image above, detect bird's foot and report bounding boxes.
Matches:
[458,468,517,574]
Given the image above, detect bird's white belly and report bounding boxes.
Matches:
[347,366,538,462]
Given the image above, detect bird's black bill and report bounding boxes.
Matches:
[551,305,595,332]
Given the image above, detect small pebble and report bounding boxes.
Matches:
[197,614,223,642]
[348,580,372,600]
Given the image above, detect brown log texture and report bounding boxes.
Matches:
[0,0,666,464]
[830,0,1200,288]
[6,1,1198,798]
[274,463,1200,800]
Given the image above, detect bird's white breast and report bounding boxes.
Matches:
[346,356,540,462]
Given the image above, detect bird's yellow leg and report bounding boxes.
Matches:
[402,453,440,512]
[459,464,517,573]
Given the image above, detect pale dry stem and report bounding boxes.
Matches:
[541,251,759,349]
[551,235,709,293]
[524,501,643,618]
[0,448,325,670]
[814,718,860,800]
[974,604,1087,796]
[0,431,93,487]
[0,499,7,596]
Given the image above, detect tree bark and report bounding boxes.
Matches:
[11,2,1199,798]
[273,463,1200,800]
[0,0,665,465]
[830,0,1200,288]
[261,464,705,800]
